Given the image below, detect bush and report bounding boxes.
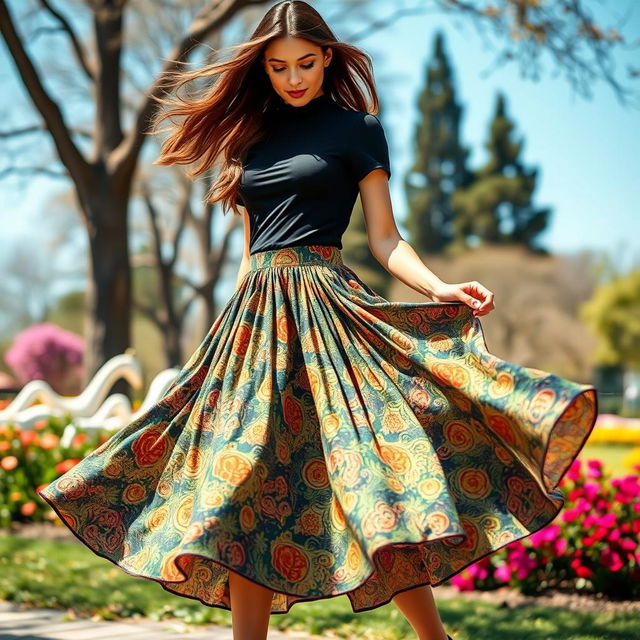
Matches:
[449,458,640,599]
[0,418,110,528]
[5,323,85,395]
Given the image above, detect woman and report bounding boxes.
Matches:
[37,2,598,639]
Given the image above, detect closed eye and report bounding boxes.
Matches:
[273,63,315,73]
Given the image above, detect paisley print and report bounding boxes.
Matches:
[36,244,598,614]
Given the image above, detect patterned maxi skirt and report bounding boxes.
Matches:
[37,244,598,614]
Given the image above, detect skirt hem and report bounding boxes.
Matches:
[37,392,597,622]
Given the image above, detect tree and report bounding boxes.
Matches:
[1,0,636,382]
[0,0,269,387]
[451,92,550,253]
[404,31,473,254]
[132,170,241,367]
[580,268,640,370]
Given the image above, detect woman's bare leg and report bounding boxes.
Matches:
[392,584,449,640]
[228,569,274,640]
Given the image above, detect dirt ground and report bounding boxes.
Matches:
[5,521,640,615]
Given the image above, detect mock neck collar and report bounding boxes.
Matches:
[271,92,334,118]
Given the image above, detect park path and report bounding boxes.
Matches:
[0,601,323,640]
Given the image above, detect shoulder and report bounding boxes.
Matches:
[336,110,387,142]
[336,108,384,127]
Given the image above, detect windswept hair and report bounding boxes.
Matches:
[147,0,382,217]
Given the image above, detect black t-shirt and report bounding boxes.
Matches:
[236,92,391,255]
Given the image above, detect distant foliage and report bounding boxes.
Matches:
[5,323,85,395]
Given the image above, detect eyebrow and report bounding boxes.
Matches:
[267,53,317,63]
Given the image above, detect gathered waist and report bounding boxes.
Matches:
[249,245,345,270]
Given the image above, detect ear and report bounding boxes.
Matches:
[323,46,332,67]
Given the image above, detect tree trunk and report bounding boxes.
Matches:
[83,195,132,396]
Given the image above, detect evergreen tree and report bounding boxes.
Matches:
[451,93,550,253]
[404,31,473,254]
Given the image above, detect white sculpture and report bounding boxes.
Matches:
[0,350,180,434]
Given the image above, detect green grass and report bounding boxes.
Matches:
[1,534,638,639]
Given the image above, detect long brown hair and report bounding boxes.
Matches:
[148,0,382,217]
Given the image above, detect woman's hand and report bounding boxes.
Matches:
[431,281,495,317]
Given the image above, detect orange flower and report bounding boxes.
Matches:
[33,419,48,430]
[0,441,11,451]
[10,491,22,501]
[20,502,37,516]
[19,431,39,447]
[55,458,80,474]
[39,433,59,450]
[71,433,87,447]
[1,455,18,471]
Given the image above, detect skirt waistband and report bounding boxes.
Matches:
[249,245,345,270]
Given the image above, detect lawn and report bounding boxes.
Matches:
[2,534,638,640]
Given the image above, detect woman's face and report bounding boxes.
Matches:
[262,36,332,107]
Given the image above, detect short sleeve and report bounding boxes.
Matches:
[349,113,391,183]
[235,192,245,206]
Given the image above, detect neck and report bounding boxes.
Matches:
[272,92,333,118]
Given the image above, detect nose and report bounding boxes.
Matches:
[288,69,302,86]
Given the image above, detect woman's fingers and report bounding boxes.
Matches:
[462,281,495,316]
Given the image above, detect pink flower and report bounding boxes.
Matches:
[508,547,537,580]
[582,482,600,501]
[467,559,490,581]
[552,537,568,556]
[620,476,639,496]
[562,507,581,523]
[530,524,561,547]
[586,459,603,479]
[451,572,474,591]
[576,498,592,513]
[619,538,637,552]
[593,527,609,541]
[567,459,583,482]
[600,548,624,572]
[597,513,617,528]
[608,529,621,542]
[494,564,511,582]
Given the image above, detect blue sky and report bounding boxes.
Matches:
[353,1,639,271]
[1,0,639,301]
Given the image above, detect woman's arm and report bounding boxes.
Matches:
[359,170,495,317]
[236,207,252,289]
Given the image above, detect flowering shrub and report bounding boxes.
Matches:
[5,323,85,395]
[449,458,640,599]
[0,418,110,527]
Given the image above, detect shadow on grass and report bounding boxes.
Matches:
[2,534,638,640]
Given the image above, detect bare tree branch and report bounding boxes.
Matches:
[0,164,69,180]
[0,1,90,195]
[0,123,92,139]
[117,0,270,181]
[37,0,96,81]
